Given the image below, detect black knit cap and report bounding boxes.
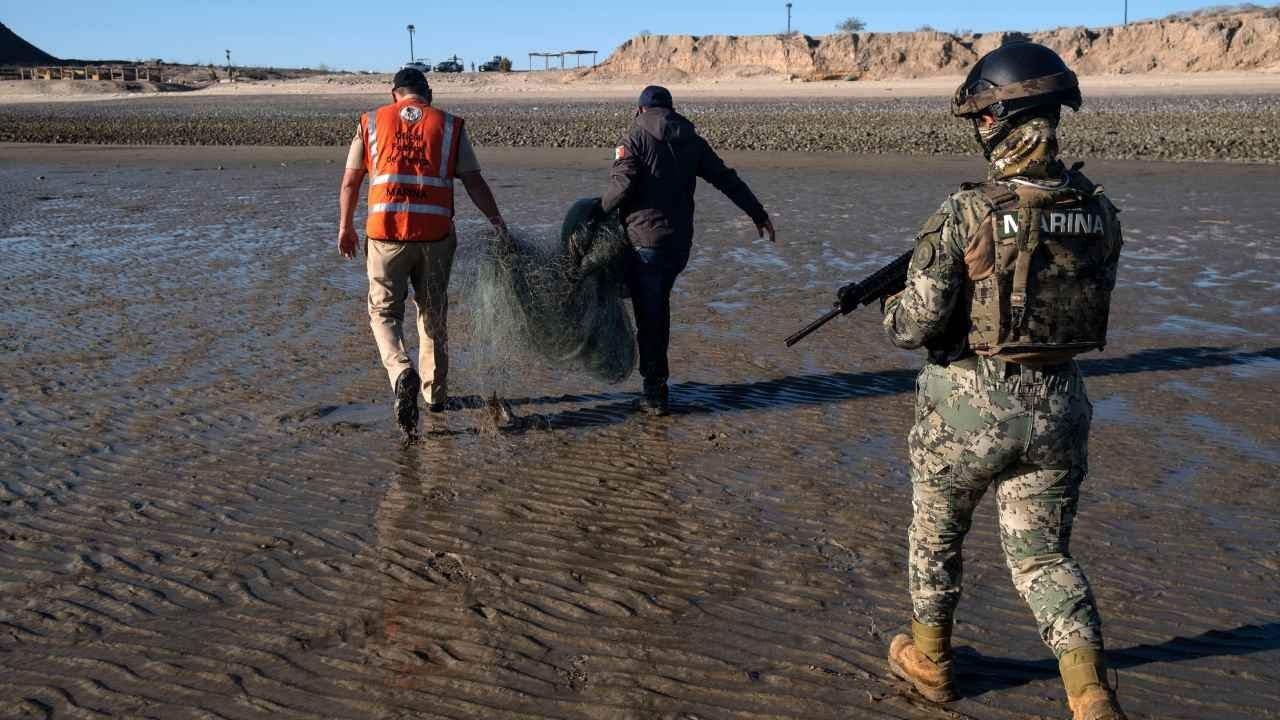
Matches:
[638,85,673,109]
[393,68,430,93]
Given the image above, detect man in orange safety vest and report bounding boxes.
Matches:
[337,68,509,441]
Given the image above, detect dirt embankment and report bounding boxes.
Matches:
[589,8,1280,81]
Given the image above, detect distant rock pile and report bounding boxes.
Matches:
[0,22,59,65]
[589,7,1280,80]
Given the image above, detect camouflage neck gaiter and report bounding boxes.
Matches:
[986,116,1063,181]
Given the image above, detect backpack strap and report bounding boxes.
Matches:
[1007,183,1085,330]
[1009,193,1046,330]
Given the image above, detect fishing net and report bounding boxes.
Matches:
[467,198,636,386]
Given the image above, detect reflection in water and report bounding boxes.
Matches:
[370,447,439,690]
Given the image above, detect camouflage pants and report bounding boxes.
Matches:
[907,357,1104,657]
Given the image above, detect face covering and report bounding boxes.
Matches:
[985,115,1063,181]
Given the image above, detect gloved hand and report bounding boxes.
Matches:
[837,282,862,314]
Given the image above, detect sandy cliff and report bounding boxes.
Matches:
[589,8,1280,80]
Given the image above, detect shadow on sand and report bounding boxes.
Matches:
[500,345,1279,433]
[953,621,1280,698]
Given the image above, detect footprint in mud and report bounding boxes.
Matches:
[553,654,591,692]
[564,655,590,691]
[426,551,475,584]
[423,486,458,508]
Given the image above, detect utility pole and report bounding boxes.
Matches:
[1124,0,1128,25]
[407,24,416,63]
[782,3,794,81]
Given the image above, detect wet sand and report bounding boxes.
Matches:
[0,144,1277,719]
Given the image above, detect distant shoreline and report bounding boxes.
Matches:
[3,69,1280,106]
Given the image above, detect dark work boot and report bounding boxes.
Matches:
[394,368,420,440]
[635,383,669,416]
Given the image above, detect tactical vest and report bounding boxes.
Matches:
[361,99,463,242]
[963,172,1121,363]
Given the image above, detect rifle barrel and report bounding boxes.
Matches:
[784,249,914,347]
[784,305,841,347]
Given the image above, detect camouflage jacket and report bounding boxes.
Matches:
[882,185,990,364]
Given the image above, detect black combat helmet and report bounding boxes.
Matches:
[952,41,1082,156]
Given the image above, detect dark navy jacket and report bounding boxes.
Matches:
[603,107,767,249]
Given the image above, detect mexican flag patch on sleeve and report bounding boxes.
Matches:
[614,145,627,161]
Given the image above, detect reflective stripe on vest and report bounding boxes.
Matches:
[362,100,463,242]
[370,173,453,188]
[370,202,453,216]
[438,114,455,179]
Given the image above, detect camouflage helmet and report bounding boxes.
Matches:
[953,42,1081,157]
[952,41,1082,119]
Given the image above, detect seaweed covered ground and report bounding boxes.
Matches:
[2,93,1279,162]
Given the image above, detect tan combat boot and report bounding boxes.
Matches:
[888,620,959,703]
[1060,647,1128,720]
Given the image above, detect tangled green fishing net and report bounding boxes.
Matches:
[469,198,636,384]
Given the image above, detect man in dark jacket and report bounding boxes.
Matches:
[601,85,775,415]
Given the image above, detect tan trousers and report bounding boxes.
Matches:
[366,232,457,404]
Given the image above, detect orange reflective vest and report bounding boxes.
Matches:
[361,98,464,242]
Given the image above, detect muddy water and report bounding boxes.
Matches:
[0,145,1277,719]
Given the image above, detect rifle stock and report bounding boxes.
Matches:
[784,249,914,347]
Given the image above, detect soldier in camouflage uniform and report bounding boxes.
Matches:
[880,42,1128,720]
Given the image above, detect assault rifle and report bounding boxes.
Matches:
[784,250,914,347]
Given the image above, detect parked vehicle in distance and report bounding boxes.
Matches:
[401,61,431,74]
[478,56,511,72]
[434,56,463,73]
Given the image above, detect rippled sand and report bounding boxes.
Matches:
[0,145,1277,719]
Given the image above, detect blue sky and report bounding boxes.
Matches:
[5,1,1231,71]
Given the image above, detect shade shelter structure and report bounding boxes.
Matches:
[565,50,598,68]
[528,50,598,70]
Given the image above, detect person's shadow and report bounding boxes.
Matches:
[952,622,1280,697]
[499,345,1279,433]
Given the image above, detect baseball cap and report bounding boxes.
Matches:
[638,85,673,109]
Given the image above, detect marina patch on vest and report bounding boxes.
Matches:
[996,210,1105,239]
